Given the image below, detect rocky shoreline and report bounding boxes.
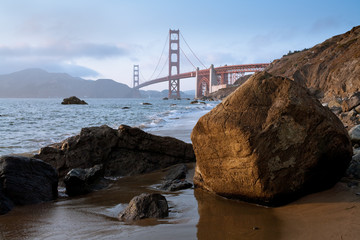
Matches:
[0,124,196,215]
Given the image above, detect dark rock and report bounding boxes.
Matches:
[163,97,168,100]
[159,164,193,191]
[349,125,360,144]
[35,125,195,181]
[0,189,14,215]
[164,164,188,181]
[64,164,107,197]
[142,102,152,105]
[346,153,360,179]
[122,107,130,109]
[118,193,169,221]
[160,179,193,191]
[329,106,342,115]
[0,156,58,214]
[191,71,353,206]
[61,96,87,105]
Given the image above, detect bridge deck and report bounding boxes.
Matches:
[134,63,269,89]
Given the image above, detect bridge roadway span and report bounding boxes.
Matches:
[134,63,270,89]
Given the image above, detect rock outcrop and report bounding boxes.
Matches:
[0,156,58,214]
[64,164,108,197]
[191,71,353,206]
[267,26,360,101]
[119,193,169,221]
[61,96,87,105]
[35,125,195,180]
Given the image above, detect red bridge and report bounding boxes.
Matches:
[133,30,269,98]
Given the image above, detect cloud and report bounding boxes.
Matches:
[0,42,129,59]
[0,41,133,77]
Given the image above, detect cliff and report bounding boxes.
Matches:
[267,26,360,102]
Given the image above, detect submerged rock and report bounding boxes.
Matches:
[35,125,195,181]
[191,71,353,206]
[0,156,58,214]
[61,96,87,105]
[118,193,169,221]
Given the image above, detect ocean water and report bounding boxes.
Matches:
[0,98,217,156]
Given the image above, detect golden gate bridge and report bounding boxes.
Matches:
[132,29,269,98]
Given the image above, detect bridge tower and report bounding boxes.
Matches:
[133,65,139,88]
[168,29,180,99]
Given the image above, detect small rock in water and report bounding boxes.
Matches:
[159,164,193,191]
[122,106,130,109]
[142,102,152,105]
[190,100,198,104]
[118,193,169,221]
[61,96,87,105]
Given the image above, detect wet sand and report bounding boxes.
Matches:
[1,164,360,240]
[1,116,360,239]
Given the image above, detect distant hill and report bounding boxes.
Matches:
[0,68,140,98]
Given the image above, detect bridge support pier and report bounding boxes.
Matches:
[209,64,217,94]
[168,29,180,99]
[133,65,139,88]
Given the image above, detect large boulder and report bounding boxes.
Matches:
[0,156,58,214]
[35,125,195,180]
[118,193,169,221]
[191,71,353,206]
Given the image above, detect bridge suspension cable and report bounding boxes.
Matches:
[148,34,169,81]
[180,32,207,69]
[155,55,168,79]
[180,47,197,70]
[140,71,147,84]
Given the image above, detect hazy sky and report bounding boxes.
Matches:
[0,0,359,90]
